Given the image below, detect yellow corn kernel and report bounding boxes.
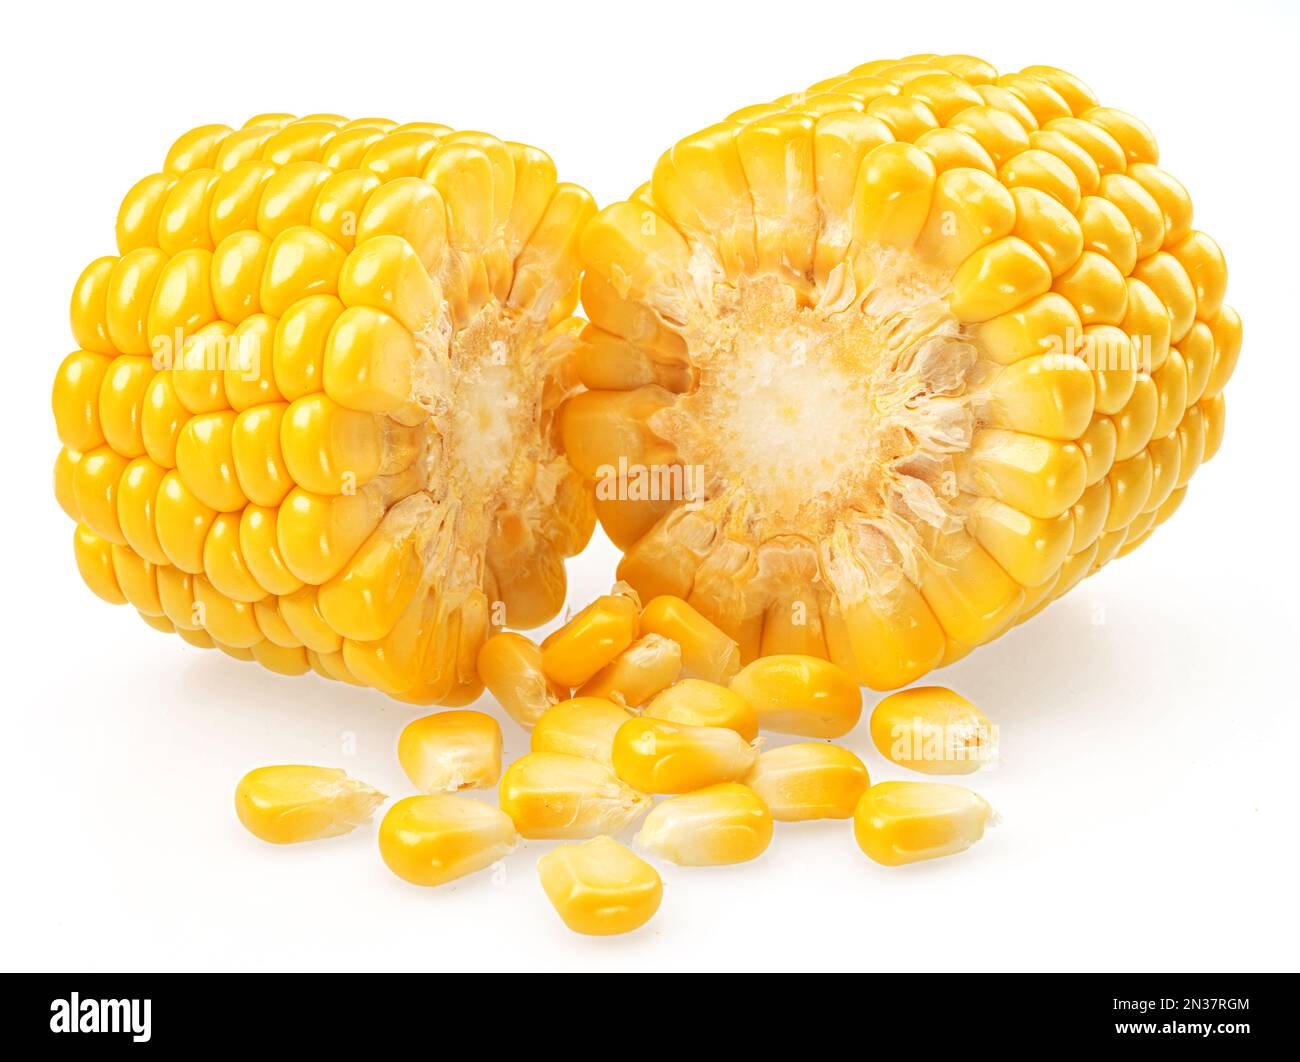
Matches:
[537,836,663,936]
[611,717,758,794]
[636,783,773,866]
[531,697,633,766]
[643,678,759,741]
[853,781,992,866]
[577,632,682,707]
[234,764,385,844]
[499,751,651,839]
[728,655,862,738]
[869,686,995,774]
[397,709,502,792]
[541,593,640,688]
[745,742,870,821]
[639,596,740,683]
[378,794,517,886]
[477,632,566,729]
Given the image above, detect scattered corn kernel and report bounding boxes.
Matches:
[578,633,682,707]
[612,717,759,794]
[378,794,517,886]
[234,765,385,845]
[853,781,992,867]
[745,742,870,821]
[729,655,862,738]
[537,835,663,936]
[477,632,566,729]
[541,593,640,688]
[499,751,651,839]
[869,686,996,775]
[636,783,773,866]
[397,710,503,792]
[643,678,759,741]
[639,596,740,684]
[531,696,633,766]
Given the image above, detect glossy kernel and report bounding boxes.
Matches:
[397,710,503,792]
[729,655,863,738]
[234,764,385,844]
[636,783,773,866]
[378,794,517,886]
[537,836,663,936]
[853,781,992,866]
[745,742,870,821]
[869,686,996,774]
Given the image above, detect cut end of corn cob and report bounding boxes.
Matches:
[567,56,1238,690]
[52,114,596,704]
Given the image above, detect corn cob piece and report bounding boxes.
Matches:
[566,56,1239,690]
[52,115,596,703]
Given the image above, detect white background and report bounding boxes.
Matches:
[2,0,1296,973]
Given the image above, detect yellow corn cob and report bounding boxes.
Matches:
[566,56,1238,690]
[52,115,595,704]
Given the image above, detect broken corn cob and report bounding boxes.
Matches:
[378,793,517,886]
[537,835,663,935]
[567,56,1238,690]
[52,115,596,704]
[234,764,385,844]
[853,780,992,866]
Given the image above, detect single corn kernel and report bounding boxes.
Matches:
[643,678,759,741]
[477,632,567,729]
[541,593,640,688]
[378,794,517,886]
[869,686,995,774]
[612,717,759,794]
[636,783,773,866]
[537,835,663,936]
[499,751,651,839]
[639,595,740,683]
[578,633,682,707]
[729,655,862,738]
[397,709,503,792]
[853,781,992,866]
[531,696,633,766]
[234,765,385,845]
[745,742,870,821]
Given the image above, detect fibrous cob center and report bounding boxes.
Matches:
[655,254,975,543]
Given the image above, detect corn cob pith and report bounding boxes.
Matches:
[52,114,596,703]
[566,54,1238,690]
